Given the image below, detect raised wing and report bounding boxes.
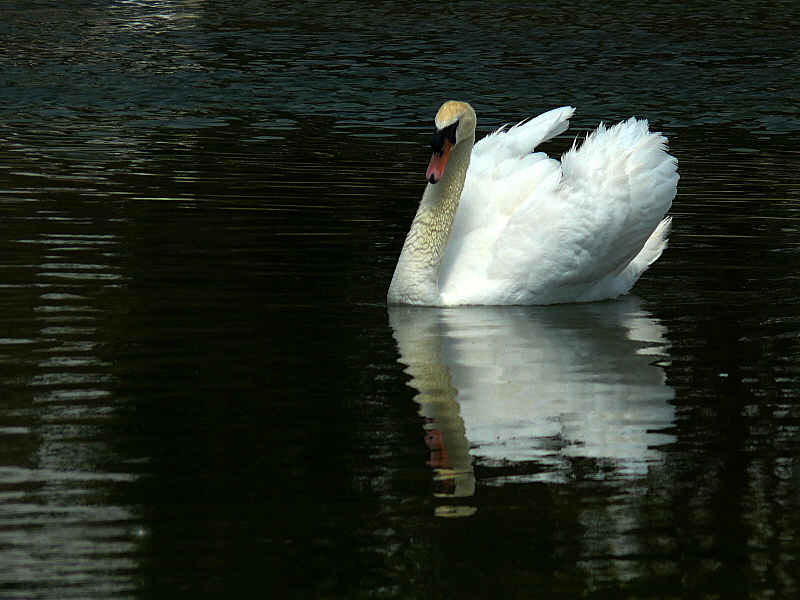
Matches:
[441,107,575,281]
[492,118,677,303]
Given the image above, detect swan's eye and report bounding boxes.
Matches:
[430,121,459,156]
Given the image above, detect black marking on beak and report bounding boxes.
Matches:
[430,121,459,156]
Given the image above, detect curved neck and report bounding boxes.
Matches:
[388,136,474,305]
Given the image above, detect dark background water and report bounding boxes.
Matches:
[1,1,799,598]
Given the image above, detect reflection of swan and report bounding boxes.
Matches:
[389,297,675,496]
[388,101,678,306]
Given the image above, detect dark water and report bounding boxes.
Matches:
[1,1,800,598]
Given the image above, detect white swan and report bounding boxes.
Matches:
[388,101,678,306]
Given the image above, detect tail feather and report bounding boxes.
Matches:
[614,216,672,295]
[636,216,672,270]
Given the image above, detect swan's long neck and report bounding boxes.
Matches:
[388,136,474,305]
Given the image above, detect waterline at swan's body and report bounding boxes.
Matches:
[388,101,678,306]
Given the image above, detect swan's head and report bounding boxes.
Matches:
[426,101,477,184]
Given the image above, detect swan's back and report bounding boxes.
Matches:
[438,108,677,305]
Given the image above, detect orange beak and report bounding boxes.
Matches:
[426,139,454,184]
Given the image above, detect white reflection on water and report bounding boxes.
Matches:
[390,297,675,512]
[0,223,141,597]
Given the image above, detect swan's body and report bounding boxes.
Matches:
[388,101,678,306]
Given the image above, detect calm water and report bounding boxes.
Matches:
[1,1,800,598]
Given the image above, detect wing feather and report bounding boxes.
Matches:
[440,107,575,283]
[491,118,677,303]
[439,111,677,305]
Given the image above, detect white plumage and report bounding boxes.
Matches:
[388,102,678,306]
